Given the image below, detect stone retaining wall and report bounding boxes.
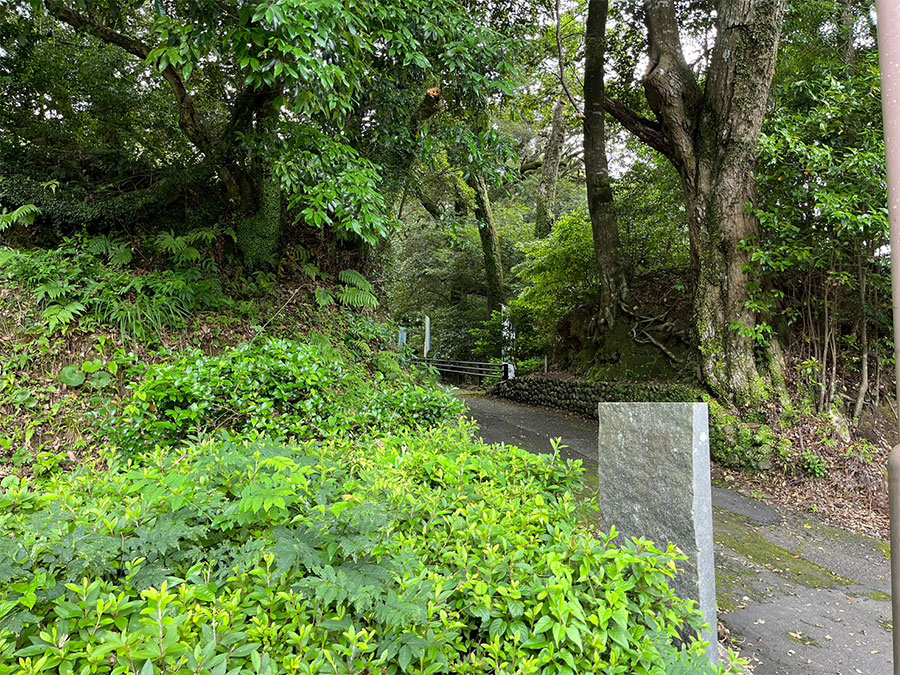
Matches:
[490,375,700,419]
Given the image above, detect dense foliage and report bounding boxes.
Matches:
[3,0,895,671]
[104,337,462,452]
[753,52,889,413]
[2,0,520,266]
[0,321,724,674]
[0,233,234,339]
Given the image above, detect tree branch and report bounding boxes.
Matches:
[640,0,701,167]
[603,97,674,159]
[45,1,214,155]
[555,0,581,113]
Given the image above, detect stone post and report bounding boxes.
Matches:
[596,402,717,662]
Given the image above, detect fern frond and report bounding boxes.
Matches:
[35,280,72,302]
[338,286,378,309]
[314,288,336,308]
[338,269,374,292]
[155,231,186,254]
[0,204,40,231]
[184,228,220,245]
[109,244,133,266]
[301,262,323,280]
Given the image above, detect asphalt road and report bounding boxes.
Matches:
[460,391,893,674]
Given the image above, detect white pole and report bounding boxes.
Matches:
[875,2,900,670]
[424,316,431,359]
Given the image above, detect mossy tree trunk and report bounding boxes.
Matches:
[584,0,626,328]
[235,105,284,268]
[604,0,787,404]
[236,168,282,268]
[468,174,503,319]
[683,160,762,403]
[535,98,567,238]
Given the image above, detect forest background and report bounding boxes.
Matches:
[0,0,894,529]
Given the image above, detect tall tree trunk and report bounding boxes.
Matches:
[234,106,282,267]
[603,0,787,404]
[535,98,567,238]
[468,174,504,318]
[691,0,786,403]
[235,167,281,268]
[853,254,869,422]
[683,160,762,401]
[221,163,261,217]
[839,0,856,66]
[584,0,626,327]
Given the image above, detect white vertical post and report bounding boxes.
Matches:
[424,316,431,359]
[875,2,900,670]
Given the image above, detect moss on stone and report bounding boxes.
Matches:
[786,632,822,648]
[801,520,890,561]
[715,550,772,613]
[714,508,850,589]
[706,397,789,471]
[861,590,891,602]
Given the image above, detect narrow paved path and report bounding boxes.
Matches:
[460,392,893,674]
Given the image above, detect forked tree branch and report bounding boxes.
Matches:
[555,0,581,113]
[602,97,674,160]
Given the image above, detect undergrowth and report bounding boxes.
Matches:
[0,233,240,340]
[102,337,463,453]
[0,342,730,674]
[0,424,725,674]
[0,241,734,674]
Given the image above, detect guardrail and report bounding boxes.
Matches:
[412,357,512,383]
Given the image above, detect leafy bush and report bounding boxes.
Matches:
[514,210,598,333]
[0,423,720,674]
[801,448,829,478]
[103,337,465,453]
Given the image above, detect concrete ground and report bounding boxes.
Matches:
[459,392,893,674]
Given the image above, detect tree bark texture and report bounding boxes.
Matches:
[839,0,856,66]
[605,0,787,404]
[584,0,627,327]
[468,175,504,318]
[535,98,567,238]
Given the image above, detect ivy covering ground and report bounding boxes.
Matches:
[1,330,727,674]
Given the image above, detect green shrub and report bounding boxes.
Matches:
[515,210,598,333]
[103,338,465,453]
[801,449,829,478]
[0,424,719,674]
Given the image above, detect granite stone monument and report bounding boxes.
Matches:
[596,402,717,662]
